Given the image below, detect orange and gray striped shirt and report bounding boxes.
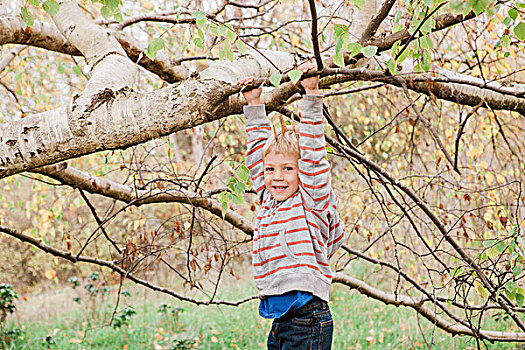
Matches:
[244,95,346,302]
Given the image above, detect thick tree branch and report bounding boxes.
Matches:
[0,16,189,82]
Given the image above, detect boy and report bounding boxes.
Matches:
[239,63,346,350]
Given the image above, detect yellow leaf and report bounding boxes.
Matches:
[485,172,494,185]
[475,281,489,299]
[496,174,505,184]
[45,268,57,280]
[479,161,488,170]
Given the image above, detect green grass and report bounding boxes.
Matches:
[4,279,525,349]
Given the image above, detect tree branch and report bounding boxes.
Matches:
[32,163,254,236]
[359,0,396,42]
[307,0,323,71]
[0,224,257,306]
[333,272,525,342]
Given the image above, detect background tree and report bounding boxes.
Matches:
[0,0,524,344]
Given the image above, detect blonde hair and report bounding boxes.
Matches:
[262,116,300,160]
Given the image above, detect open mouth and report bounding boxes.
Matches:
[273,186,288,192]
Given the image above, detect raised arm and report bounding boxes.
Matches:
[239,78,270,204]
[297,64,331,211]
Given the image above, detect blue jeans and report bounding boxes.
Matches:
[267,297,333,350]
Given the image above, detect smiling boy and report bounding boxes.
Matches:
[239,63,346,350]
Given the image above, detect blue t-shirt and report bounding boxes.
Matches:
[259,291,313,319]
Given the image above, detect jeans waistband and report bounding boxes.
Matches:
[299,297,328,313]
[279,297,328,321]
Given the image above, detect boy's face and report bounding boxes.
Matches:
[263,151,299,202]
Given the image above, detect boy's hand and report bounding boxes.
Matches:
[297,62,321,96]
[237,77,262,105]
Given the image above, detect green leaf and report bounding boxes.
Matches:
[288,69,302,85]
[514,22,525,41]
[486,247,498,259]
[209,23,219,36]
[20,7,34,29]
[113,11,123,23]
[345,42,362,58]
[73,66,82,76]
[236,165,250,182]
[386,58,396,75]
[420,36,433,50]
[349,0,365,10]
[334,24,347,37]
[509,238,516,253]
[221,199,228,218]
[193,38,204,49]
[392,24,404,33]
[512,266,522,277]
[218,25,228,37]
[361,45,377,57]
[226,28,237,43]
[192,10,206,20]
[333,52,344,68]
[43,0,60,16]
[449,0,471,13]
[100,5,111,19]
[196,17,207,28]
[145,37,165,59]
[234,181,246,195]
[224,41,234,61]
[483,239,495,248]
[517,290,525,307]
[235,39,247,53]
[495,241,507,253]
[28,0,41,7]
[469,0,491,15]
[335,37,343,54]
[106,0,120,11]
[269,73,282,87]
[508,8,518,21]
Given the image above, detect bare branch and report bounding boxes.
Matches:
[307,0,323,71]
[333,272,525,342]
[0,224,257,306]
[32,163,254,236]
[359,0,396,42]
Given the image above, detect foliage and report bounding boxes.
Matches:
[1,0,525,345]
[112,307,136,329]
[0,285,17,319]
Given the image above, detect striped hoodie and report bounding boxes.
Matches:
[244,95,346,302]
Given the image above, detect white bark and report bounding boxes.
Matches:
[349,0,379,40]
[0,15,190,82]
[0,58,296,179]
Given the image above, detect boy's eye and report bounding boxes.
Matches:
[285,167,294,171]
[265,167,274,172]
